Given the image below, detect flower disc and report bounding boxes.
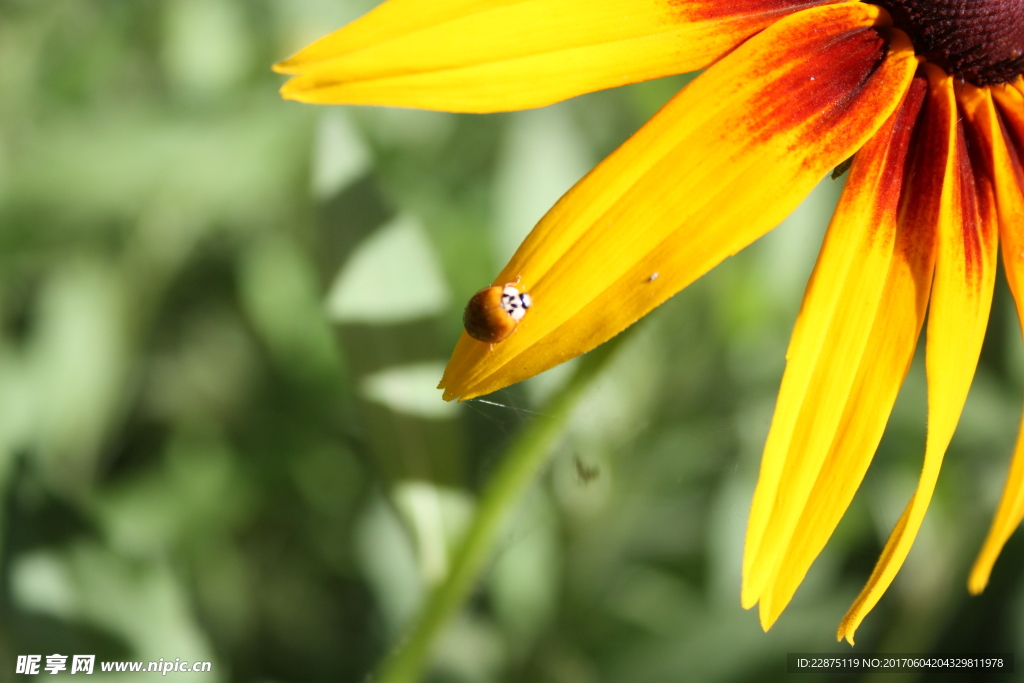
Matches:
[876,0,1024,84]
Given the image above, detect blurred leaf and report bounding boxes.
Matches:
[238,232,344,380]
[355,494,423,636]
[326,215,451,324]
[311,110,372,200]
[162,0,252,97]
[489,489,560,655]
[290,444,363,519]
[361,362,456,420]
[392,481,474,586]
[29,260,128,490]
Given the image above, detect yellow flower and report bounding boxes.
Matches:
[276,0,1024,643]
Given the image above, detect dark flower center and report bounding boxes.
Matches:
[874,0,1024,84]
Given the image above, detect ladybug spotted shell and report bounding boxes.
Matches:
[463,285,532,343]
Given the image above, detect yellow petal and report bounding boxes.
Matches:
[440,3,917,401]
[276,0,843,112]
[965,81,1024,594]
[838,67,999,645]
[991,79,1024,307]
[970,415,1024,594]
[742,74,934,630]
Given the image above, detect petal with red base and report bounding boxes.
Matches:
[741,74,933,631]
[439,3,917,401]
[838,68,999,646]
[276,0,844,113]
[966,80,1024,595]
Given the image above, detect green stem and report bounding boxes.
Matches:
[373,333,631,683]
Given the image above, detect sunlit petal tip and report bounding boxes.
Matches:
[271,59,296,75]
[967,567,991,596]
[837,619,857,646]
[278,80,302,102]
[740,586,758,611]
[439,332,491,401]
[758,597,784,633]
[278,77,322,104]
[440,2,917,401]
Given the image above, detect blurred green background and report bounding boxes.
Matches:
[2,0,1024,681]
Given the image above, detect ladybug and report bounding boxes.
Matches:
[463,285,532,343]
